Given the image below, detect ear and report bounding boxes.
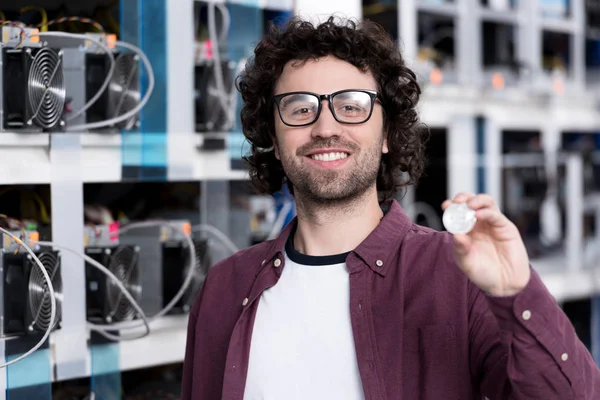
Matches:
[274,143,281,160]
[382,137,389,154]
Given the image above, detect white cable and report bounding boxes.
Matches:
[35,241,151,341]
[83,220,197,332]
[29,32,116,122]
[207,1,238,131]
[92,221,238,332]
[215,2,231,43]
[0,227,56,369]
[66,40,155,132]
[192,224,239,255]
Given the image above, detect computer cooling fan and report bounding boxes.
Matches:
[86,245,141,324]
[185,239,211,304]
[1,250,63,337]
[2,47,66,131]
[161,236,212,314]
[107,53,140,131]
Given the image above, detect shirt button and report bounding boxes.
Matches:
[274,258,281,267]
[522,310,531,321]
[561,353,568,361]
[242,298,249,306]
[375,260,383,267]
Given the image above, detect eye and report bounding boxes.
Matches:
[292,107,314,115]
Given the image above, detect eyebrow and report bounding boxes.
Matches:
[280,93,311,107]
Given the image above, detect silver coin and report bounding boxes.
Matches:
[443,202,477,234]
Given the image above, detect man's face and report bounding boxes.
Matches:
[273,56,387,204]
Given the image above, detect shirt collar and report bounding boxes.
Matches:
[261,199,413,277]
[352,199,412,277]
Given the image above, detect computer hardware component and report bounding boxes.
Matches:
[1,26,66,132]
[0,230,62,337]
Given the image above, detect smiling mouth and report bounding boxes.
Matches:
[309,152,349,162]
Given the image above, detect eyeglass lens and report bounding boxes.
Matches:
[278,91,373,125]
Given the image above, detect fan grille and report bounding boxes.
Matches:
[108,53,140,130]
[106,245,141,322]
[26,47,66,129]
[181,240,211,307]
[27,251,62,332]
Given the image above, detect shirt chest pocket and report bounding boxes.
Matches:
[402,324,460,400]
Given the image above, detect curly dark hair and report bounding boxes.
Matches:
[236,16,429,200]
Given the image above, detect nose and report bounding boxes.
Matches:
[311,101,340,138]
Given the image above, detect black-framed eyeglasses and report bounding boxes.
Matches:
[273,89,381,127]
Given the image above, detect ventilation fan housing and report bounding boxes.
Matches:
[84,51,141,131]
[0,250,62,337]
[162,237,211,314]
[195,59,236,133]
[1,47,66,132]
[85,245,141,324]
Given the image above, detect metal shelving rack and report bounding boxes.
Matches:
[363,0,600,364]
[0,0,293,398]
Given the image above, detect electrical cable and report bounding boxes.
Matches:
[0,227,56,369]
[206,1,239,131]
[64,221,198,335]
[94,221,239,333]
[65,40,154,132]
[35,240,151,341]
[192,224,239,254]
[86,221,238,336]
[24,31,115,125]
[0,219,231,343]
[42,17,105,33]
[19,6,48,32]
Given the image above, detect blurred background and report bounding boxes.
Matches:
[0,0,598,398]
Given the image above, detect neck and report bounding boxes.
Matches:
[292,187,384,256]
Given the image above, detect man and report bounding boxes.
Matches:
[182,16,600,399]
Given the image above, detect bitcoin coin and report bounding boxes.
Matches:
[443,202,477,234]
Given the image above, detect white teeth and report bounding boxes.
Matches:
[310,152,349,162]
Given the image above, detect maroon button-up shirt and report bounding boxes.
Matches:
[181,199,600,399]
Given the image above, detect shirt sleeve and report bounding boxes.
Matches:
[469,266,600,399]
[181,279,207,400]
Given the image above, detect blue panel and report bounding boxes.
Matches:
[90,343,120,375]
[121,131,143,166]
[139,0,168,172]
[6,348,52,391]
[121,0,168,180]
[141,132,168,166]
[120,0,143,180]
[233,0,260,6]
[90,343,122,400]
[273,184,296,228]
[263,10,292,34]
[475,116,486,194]
[227,4,263,170]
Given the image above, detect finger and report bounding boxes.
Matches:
[441,199,453,211]
[452,192,476,204]
[467,194,497,211]
[474,208,507,227]
[453,192,476,202]
[453,233,472,257]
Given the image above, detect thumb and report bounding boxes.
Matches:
[453,233,472,257]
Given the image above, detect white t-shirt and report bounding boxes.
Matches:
[243,236,364,400]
